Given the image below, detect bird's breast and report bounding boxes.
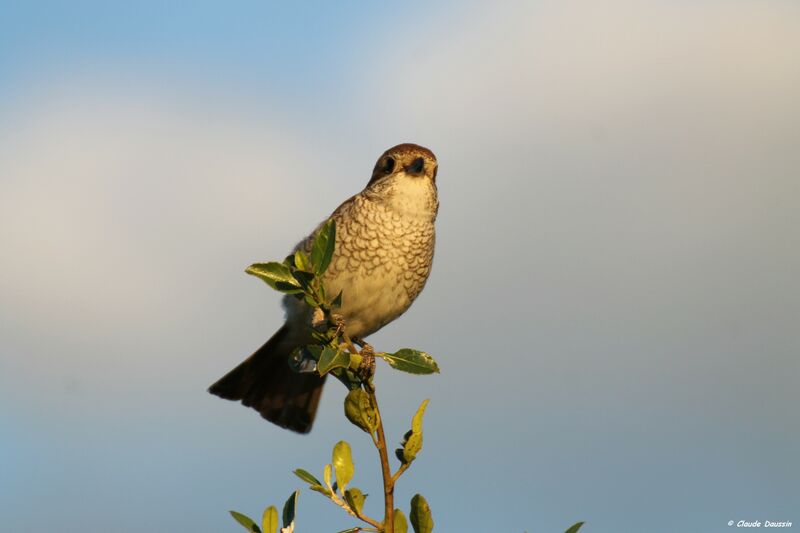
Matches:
[320,194,436,338]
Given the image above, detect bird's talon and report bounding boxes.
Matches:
[332,313,346,336]
[353,337,373,351]
[358,350,376,381]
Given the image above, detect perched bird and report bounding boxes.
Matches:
[209,143,439,433]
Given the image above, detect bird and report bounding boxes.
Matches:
[209,143,439,433]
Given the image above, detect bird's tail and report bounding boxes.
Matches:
[208,325,325,433]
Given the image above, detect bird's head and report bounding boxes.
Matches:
[368,143,438,187]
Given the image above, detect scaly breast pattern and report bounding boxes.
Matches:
[285,180,437,341]
[320,192,436,338]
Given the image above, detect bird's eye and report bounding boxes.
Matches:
[383,157,395,174]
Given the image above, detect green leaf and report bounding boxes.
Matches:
[411,400,428,432]
[564,522,585,533]
[394,509,409,533]
[293,250,312,272]
[397,399,429,464]
[333,367,365,391]
[330,290,343,308]
[309,484,332,497]
[332,440,354,491]
[293,468,322,487]
[291,269,315,291]
[245,262,302,294]
[378,349,440,375]
[282,490,299,529]
[318,347,350,376]
[261,506,279,533]
[305,345,325,361]
[323,463,332,490]
[289,346,325,373]
[229,511,261,532]
[344,488,366,515]
[317,279,327,304]
[343,388,379,433]
[409,494,434,533]
[310,219,336,275]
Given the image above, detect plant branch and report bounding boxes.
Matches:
[365,381,394,533]
[391,463,410,484]
[329,492,382,530]
[341,330,360,355]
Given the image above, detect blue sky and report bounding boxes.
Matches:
[1,1,799,532]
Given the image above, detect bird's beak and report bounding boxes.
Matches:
[405,157,425,176]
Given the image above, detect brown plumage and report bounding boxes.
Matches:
[209,143,439,433]
[208,326,323,433]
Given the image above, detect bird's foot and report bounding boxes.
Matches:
[357,343,376,382]
[353,337,374,351]
[332,313,346,336]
